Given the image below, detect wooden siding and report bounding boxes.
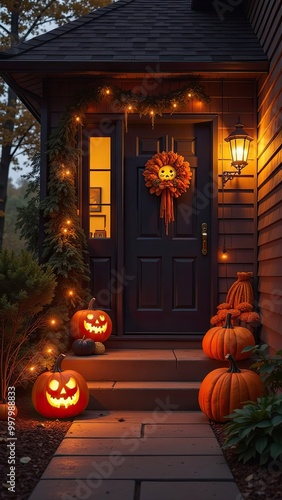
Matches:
[46,76,258,328]
[247,0,282,352]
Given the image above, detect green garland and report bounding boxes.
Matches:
[42,80,211,316]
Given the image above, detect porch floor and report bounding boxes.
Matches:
[28,410,241,500]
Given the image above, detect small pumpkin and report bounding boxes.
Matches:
[94,342,106,355]
[0,399,18,421]
[202,312,255,361]
[72,335,95,356]
[32,354,89,419]
[70,298,112,343]
[198,354,263,422]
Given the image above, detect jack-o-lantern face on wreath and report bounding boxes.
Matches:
[32,354,89,419]
[70,298,112,342]
[143,151,192,235]
[158,165,177,181]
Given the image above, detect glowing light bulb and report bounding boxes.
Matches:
[222,248,228,260]
[188,93,192,98]
[29,366,35,372]
[50,319,56,326]
[150,110,154,116]
[63,228,68,234]
[173,103,177,108]
[105,88,110,95]
[47,348,52,354]
[65,170,70,176]
[68,290,74,297]
[66,220,71,225]
[128,105,132,111]
[75,116,80,122]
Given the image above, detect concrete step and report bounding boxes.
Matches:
[62,349,254,410]
[86,381,200,411]
[62,349,252,382]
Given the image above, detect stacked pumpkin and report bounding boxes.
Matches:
[202,312,255,361]
[198,353,263,422]
[70,298,112,356]
[198,274,263,422]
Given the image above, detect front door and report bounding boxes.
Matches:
[123,120,213,335]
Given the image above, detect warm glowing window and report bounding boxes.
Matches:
[89,137,111,238]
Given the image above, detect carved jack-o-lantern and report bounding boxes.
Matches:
[158,165,176,180]
[32,354,89,419]
[70,298,112,342]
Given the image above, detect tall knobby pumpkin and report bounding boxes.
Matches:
[198,354,263,422]
[202,312,255,361]
[226,272,254,308]
[70,298,112,343]
[32,354,89,419]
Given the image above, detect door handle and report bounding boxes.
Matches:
[201,223,208,256]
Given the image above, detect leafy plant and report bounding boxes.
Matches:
[223,393,282,465]
[0,249,57,403]
[243,344,282,395]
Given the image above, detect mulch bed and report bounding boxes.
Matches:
[0,387,281,500]
[0,387,72,500]
[210,421,282,500]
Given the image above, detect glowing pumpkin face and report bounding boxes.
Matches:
[46,375,79,409]
[70,298,112,342]
[32,354,89,419]
[158,165,176,181]
[84,313,109,336]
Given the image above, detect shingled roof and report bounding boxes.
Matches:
[0,0,267,66]
[0,0,269,120]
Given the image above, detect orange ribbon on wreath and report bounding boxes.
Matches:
[143,151,192,235]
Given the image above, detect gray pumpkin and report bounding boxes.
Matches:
[72,335,95,356]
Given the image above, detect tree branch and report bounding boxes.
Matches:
[10,124,34,160]
[0,23,11,37]
[22,0,58,42]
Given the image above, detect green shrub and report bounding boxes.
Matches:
[223,393,282,465]
[242,344,282,394]
[0,249,57,402]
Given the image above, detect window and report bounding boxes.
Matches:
[89,137,111,238]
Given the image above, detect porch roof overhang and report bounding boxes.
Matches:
[0,60,269,122]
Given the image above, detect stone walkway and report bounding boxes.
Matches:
[28,410,242,500]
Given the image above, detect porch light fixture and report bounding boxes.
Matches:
[223,119,253,186]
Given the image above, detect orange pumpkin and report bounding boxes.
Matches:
[198,354,263,422]
[0,400,18,420]
[32,354,89,419]
[70,298,112,343]
[202,312,255,361]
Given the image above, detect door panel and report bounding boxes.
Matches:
[124,121,212,335]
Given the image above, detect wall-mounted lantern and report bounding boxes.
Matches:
[223,119,253,186]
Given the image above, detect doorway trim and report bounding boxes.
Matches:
[82,113,218,347]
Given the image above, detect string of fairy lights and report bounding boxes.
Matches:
[71,81,211,129]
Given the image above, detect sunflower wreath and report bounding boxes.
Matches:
[143,151,192,235]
